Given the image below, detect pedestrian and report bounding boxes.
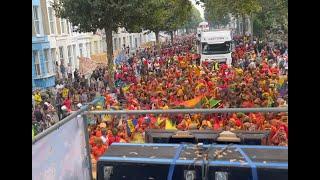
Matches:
[67,64,73,82]
[63,96,72,112]
[55,92,63,121]
[74,68,79,82]
[81,90,88,104]
[60,63,66,79]
[33,105,44,123]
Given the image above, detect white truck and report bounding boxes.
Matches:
[198,30,233,66]
[197,22,210,40]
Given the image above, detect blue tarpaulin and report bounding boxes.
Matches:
[115,50,129,65]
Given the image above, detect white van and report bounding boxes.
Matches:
[199,30,233,66]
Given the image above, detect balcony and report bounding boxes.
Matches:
[33,73,56,80]
[32,36,49,43]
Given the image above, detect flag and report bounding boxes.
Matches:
[126,119,136,133]
[172,105,186,109]
[165,119,177,130]
[180,95,203,108]
[208,98,221,108]
[122,85,130,93]
[201,96,209,106]
[156,117,165,126]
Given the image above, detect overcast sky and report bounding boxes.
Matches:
[190,0,205,20]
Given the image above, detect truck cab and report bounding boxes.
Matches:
[199,30,233,67]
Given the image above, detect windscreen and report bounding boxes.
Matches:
[202,41,231,55]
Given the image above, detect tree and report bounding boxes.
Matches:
[52,0,146,88]
[203,0,229,27]
[252,0,287,39]
[183,5,203,33]
[201,0,262,35]
[164,0,192,44]
[140,0,192,49]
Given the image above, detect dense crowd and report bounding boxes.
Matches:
[32,33,288,162]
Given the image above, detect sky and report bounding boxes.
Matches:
[190,0,205,20]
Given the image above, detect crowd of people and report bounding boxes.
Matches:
[32,33,288,162]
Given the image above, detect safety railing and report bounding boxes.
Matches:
[85,107,288,115]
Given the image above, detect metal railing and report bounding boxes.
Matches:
[33,106,287,144]
[32,97,104,144]
[85,107,288,115]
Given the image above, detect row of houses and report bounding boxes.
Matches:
[32,0,152,89]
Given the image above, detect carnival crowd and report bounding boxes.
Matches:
[32,33,288,161]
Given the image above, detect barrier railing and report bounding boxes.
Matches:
[32,97,104,144]
[32,101,287,180]
[32,97,103,180]
[85,107,288,115]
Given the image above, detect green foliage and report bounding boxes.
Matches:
[200,0,261,26]
[139,0,192,33]
[200,0,287,38]
[252,0,288,38]
[52,0,146,32]
[183,5,203,30]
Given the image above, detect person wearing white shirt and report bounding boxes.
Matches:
[147,60,153,72]
[154,61,160,75]
[248,61,256,70]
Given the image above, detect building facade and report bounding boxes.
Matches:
[32,0,55,89]
[32,0,151,89]
[110,28,150,55]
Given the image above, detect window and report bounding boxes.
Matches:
[102,39,108,52]
[66,20,70,34]
[123,37,126,46]
[51,48,56,72]
[129,36,132,48]
[67,46,72,66]
[135,38,138,48]
[86,43,90,57]
[79,44,83,57]
[118,38,121,49]
[33,51,41,76]
[114,38,117,50]
[140,34,142,44]
[33,6,41,35]
[94,41,98,54]
[44,49,51,74]
[59,47,64,64]
[72,45,77,67]
[48,7,55,34]
[61,19,66,34]
[201,42,231,55]
[101,40,105,52]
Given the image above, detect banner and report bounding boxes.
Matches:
[91,53,107,65]
[32,116,91,180]
[79,57,97,76]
